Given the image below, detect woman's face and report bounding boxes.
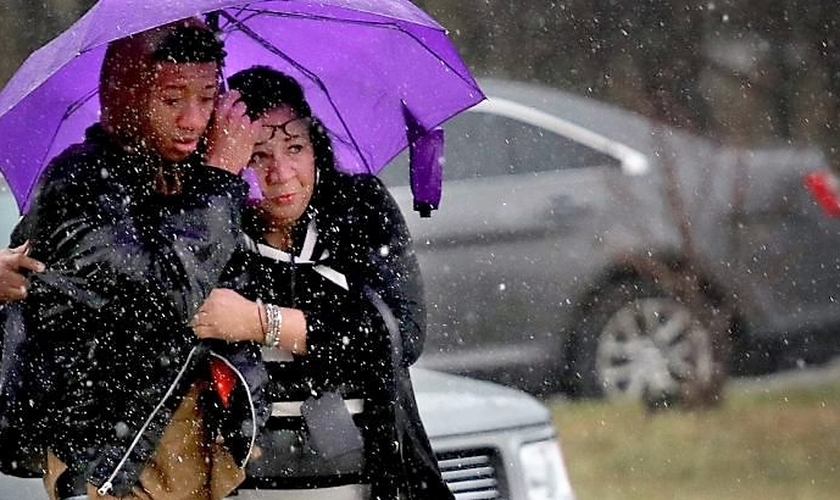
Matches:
[250,105,317,232]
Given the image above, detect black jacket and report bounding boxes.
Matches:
[0,125,267,496]
[225,167,454,500]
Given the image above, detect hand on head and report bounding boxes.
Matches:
[203,90,263,175]
[0,241,45,302]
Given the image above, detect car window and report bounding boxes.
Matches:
[380,110,621,187]
[503,115,622,173]
[443,111,515,180]
[379,112,508,186]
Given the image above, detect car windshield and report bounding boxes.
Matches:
[3,2,840,500]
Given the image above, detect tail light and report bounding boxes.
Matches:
[804,170,840,217]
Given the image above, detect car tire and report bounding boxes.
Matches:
[569,276,730,409]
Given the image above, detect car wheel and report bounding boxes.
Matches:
[570,277,729,409]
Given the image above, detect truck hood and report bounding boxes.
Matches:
[411,368,551,438]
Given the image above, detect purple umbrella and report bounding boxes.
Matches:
[0,0,484,213]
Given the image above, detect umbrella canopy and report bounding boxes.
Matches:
[0,0,484,211]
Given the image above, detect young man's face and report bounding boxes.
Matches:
[142,61,218,162]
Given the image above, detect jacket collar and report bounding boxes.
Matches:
[84,123,201,193]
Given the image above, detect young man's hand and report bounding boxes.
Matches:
[203,90,262,175]
[0,241,46,303]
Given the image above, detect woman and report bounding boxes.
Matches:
[192,66,454,500]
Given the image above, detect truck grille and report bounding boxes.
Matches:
[437,449,503,500]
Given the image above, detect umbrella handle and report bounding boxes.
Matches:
[402,102,443,218]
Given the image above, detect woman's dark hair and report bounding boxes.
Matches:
[228,65,335,174]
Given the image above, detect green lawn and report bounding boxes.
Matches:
[550,378,840,500]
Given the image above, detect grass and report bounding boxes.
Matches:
[549,378,840,500]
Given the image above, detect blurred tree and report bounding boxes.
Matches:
[0,0,95,85]
[420,0,840,158]
[801,0,840,168]
[3,0,840,163]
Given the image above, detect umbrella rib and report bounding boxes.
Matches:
[65,87,98,119]
[219,10,373,173]
[214,6,260,33]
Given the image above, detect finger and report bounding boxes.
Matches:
[193,310,213,327]
[192,324,212,339]
[214,95,234,122]
[10,241,29,254]
[231,100,248,119]
[2,272,28,291]
[224,89,241,104]
[250,118,263,137]
[220,90,243,115]
[192,324,207,338]
[193,324,221,340]
[0,283,27,302]
[192,305,210,317]
[17,255,45,273]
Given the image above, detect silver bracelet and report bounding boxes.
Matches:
[264,303,276,347]
[272,304,284,349]
[263,303,283,349]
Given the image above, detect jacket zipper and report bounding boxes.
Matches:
[97,345,200,496]
[208,350,259,468]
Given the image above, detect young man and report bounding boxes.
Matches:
[0,18,264,500]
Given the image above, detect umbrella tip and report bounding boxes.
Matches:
[206,11,220,33]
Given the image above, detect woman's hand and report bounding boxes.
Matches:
[0,240,45,302]
[191,288,264,343]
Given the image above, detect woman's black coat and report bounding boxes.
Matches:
[224,166,454,500]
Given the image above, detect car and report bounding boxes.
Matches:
[381,77,840,406]
[0,368,575,500]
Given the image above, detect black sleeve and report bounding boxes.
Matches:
[361,177,426,367]
[304,175,426,369]
[23,163,248,328]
